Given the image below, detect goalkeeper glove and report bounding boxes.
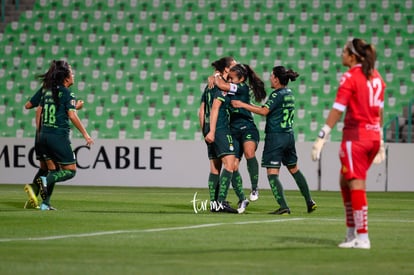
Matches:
[311,124,331,161]
[373,132,385,164]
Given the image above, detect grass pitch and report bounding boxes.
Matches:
[0,184,413,275]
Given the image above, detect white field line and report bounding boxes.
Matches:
[0,218,305,243]
[0,217,413,243]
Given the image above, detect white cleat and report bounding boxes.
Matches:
[249,190,259,201]
[237,199,250,214]
[338,237,370,249]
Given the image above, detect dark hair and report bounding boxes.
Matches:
[272,66,299,86]
[211,56,235,73]
[346,38,376,79]
[37,60,71,106]
[229,63,266,102]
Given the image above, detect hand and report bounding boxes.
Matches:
[76,100,84,110]
[311,137,325,161]
[85,136,94,147]
[373,140,385,164]
[204,132,215,143]
[207,76,215,89]
[231,100,243,108]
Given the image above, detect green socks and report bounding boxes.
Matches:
[44,170,76,203]
[208,173,220,201]
[268,174,288,209]
[292,170,312,202]
[246,157,259,190]
[231,170,246,201]
[218,169,233,202]
[31,168,48,195]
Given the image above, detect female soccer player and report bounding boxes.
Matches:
[199,56,242,213]
[231,65,317,215]
[36,60,93,210]
[24,76,84,209]
[312,38,385,249]
[214,64,266,202]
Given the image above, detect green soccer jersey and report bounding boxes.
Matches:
[264,87,295,133]
[40,86,77,135]
[200,86,231,135]
[229,82,255,128]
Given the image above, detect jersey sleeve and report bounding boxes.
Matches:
[333,72,353,112]
[62,88,77,112]
[29,88,43,107]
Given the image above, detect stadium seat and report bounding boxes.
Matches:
[0,0,412,141]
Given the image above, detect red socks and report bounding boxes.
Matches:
[341,186,354,228]
[341,187,368,234]
[351,189,368,234]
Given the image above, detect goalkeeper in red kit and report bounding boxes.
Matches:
[312,38,386,249]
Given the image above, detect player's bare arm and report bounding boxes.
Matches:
[68,110,94,146]
[231,100,269,116]
[205,99,221,143]
[198,102,205,130]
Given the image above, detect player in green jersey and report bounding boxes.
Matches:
[215,63,266,202]
[23,84,84,209]
[232,65,317,215]
[35,60,93,210]
[199,57,243,213]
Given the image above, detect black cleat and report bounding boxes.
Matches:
[307,200,317,213]
[218,201,238,214]
[269,208,291,215]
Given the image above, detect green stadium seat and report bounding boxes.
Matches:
[0,0,411,141]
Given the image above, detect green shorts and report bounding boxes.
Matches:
[261,132,297,169]
[38,132,76,165]
[206,128,237,159]
[231,123,260,159]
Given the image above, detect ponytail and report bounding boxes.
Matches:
[229,64,266,102]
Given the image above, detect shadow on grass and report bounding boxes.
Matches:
[0,201,27,210]
[157,236,337,255]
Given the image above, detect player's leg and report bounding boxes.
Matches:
[230,159,249,213]
[262,133,289,214]
[287,164,317,213]
[349,179,369,248]
[338,141,375,249]
[208,158,221,203]
[267,168,290,215]
[243,128,260,201]
[217,154,237,213]
[24,161,48,209]
[39,135,76,210]
[338,174,356,245]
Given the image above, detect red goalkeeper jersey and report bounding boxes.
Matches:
[333,64,386,141]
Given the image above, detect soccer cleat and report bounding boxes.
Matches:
[40,203,57,211]
[218,201,238,214]
[338,237,370,249]
[269,208,291,215]
[307,200,317,213]
[210,201,221,212]
[338,237,357,248]
[24,184,39,208]
[237,199,250,214]
[249,189,259,201]
[36,176,48,200]
[24,200,40,209]
[354,238,371,249]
